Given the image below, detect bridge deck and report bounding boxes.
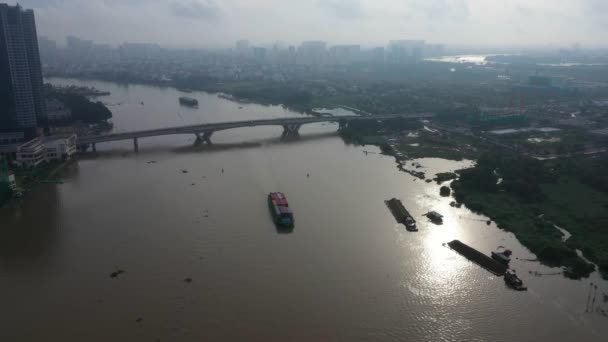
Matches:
[77,113,433,145]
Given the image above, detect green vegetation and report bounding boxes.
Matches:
[13,161,65,192]
[435,172,458,184]
[49,92,113,125]
[452,153,608,279]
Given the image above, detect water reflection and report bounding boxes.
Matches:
[0,184,61,267]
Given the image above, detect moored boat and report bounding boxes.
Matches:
[491,249,512,264]
[504,269,527,291]
[425,211,443,224]
[179,96,198,106]
[385,198,418,231]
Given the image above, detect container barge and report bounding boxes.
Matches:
[385,198,417,231]
[446,240,508,276]
[268,192,294,228]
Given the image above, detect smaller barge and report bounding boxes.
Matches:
[446,240,508,276]
[385,198,417,231]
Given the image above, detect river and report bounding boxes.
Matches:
[1,78,607,341]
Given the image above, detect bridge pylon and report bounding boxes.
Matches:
[195,132,214,144]
[338,120,349,130]
[281,124,301,139]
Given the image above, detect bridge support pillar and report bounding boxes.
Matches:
[133,138,139,153]
[195,132,213,144]
[338,120,349,131]
[281,124,301,139]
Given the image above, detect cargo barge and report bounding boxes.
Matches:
[385,198,417,231]
[446,240,508,276]
[268,192,294,228]
[179,96,198,106]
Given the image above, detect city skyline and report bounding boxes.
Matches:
[6,0,608,49]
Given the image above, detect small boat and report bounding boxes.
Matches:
[404,216,418,232]
[504,269,527,291]
[425,211,443,224]
[179,97,198,107]
[491,249,512,264]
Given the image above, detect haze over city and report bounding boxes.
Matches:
[8,0,608,48]
[2,1,608,341]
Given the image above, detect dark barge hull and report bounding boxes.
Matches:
[446,240,508,276]
[385,198,411,224]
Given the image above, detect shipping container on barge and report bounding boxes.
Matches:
[268,192,294,228]
[446,240,508,276]
[385,198,418,231]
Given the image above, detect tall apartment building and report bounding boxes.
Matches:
[0,4,46,141]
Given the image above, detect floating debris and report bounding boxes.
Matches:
[184,278,193,283]
[136,317,143,323]
[221,168,224,173]
[110,269,125,278]
[425,179,432,183]
[182,170,188,174]
[147,161,157,164]
[191,183,196,186]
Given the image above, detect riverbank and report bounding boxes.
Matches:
[1,160,69,208]
[451,153,608,279]
[341,117,608,280]
[340,119,483,161]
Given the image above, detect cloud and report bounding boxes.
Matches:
[318,0,364,19]
[169,0,220,20]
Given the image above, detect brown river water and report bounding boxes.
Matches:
[1,78,607,341]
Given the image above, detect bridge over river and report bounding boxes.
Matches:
[77,113,434,152]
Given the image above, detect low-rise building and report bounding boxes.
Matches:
[16,138,47,168]
[44,134,77,161]
[14,134,77,168]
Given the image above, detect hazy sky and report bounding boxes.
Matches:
[10,0,608,48]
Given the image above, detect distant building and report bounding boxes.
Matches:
[236,39,249,57]
[66,35,93,57]
[253,47,267,62]
[328,45,361,65]
[297,41,327,65]
[120,43,162,60]
[0,4,47,141]
[370,47,385,63]
[46,99,72,122]
[38,35,57,59]
[388,40,426,63]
